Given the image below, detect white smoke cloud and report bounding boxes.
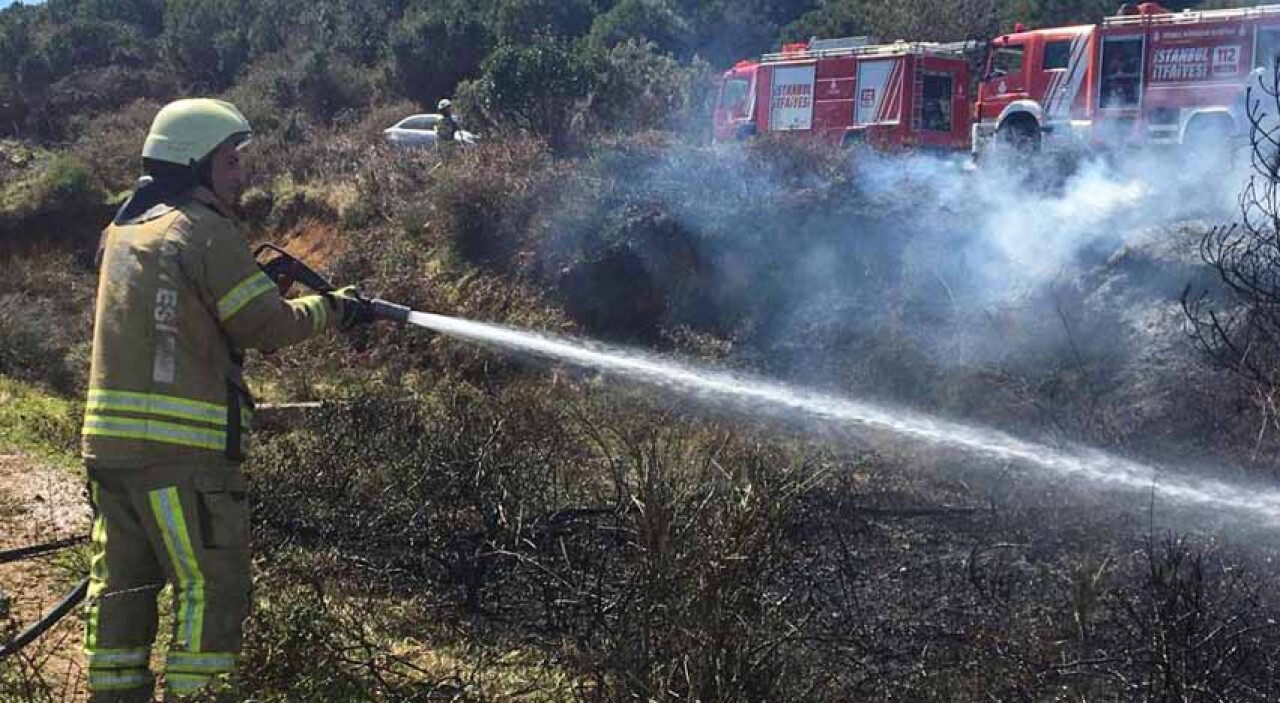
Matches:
[853,146,1244,308]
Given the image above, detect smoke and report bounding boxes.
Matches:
[538,137,1250,456]
[854,146,1238,304]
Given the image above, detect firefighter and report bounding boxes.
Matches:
[81,98,370,702]
[436,98,460,146]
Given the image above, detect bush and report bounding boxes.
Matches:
[68,98,161,193]
[295,50,374,123]
[0,294,86,394]
[240,581,462,702]
[386,6,493,108]
[460,38,601,152]
[591,39,717,136]
[45,66,175,142]
[0,249,96,394]
[245,379,833,701]
[43,18,145,77]
[159,0,250,91]
[0,375,83,456]
[32,154,104,211]
[491,0,596,43]
[588,0,692,58]
[428,139,555,269]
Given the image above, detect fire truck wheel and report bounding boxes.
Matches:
[996,118,1041,153]
[1183,116,1233,173]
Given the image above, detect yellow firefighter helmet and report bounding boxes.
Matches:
[142,99,253,166]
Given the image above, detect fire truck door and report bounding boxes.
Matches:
[1256,25,1280,75]
[987,40,1027,98]
[856,59,902,124]
[1037,38,1075,123]
[769,63,816,131]
[915,69,957,146]
[1098,34,1145,110]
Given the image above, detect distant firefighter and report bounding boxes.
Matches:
[437,98,460,145]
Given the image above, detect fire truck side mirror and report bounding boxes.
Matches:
[985,68,1007,82]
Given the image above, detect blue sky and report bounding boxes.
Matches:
[1,0,44,7]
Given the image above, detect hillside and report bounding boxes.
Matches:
[7,1,1280,701]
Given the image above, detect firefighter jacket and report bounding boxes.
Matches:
[83,186,336,467]
[437,114,458,144]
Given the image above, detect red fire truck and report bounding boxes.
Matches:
[712,37,975,152]
[973,2,1280,158]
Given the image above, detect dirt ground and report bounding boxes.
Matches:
[0,453,91,701]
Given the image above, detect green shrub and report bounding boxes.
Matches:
[69,98,160,193]
[591,39,717,136]
[461,38,601,152]
[32,154,104,211]
[588,0,692,58]
[159,0,250,91]
[386,6,493,108]
[0,249,96,395]
[296,50,373,123]
[492,0,596,43]
[0,375,82,457]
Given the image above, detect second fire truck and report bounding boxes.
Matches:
[712,37,976,152]
[973,2,1280,158]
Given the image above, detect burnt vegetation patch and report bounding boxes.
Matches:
[240,391,1280,702]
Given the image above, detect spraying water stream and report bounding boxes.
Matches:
[408,312,1280,525]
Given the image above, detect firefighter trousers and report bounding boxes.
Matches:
[83,461,250,702]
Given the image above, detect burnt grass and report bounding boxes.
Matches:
[244,393,1280,702]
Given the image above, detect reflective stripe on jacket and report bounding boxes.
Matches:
[83,187,335,466]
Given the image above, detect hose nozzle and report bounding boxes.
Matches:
[369,298,411,325]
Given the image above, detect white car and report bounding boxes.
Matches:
[383,113,477,148]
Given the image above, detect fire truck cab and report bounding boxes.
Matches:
[713,37,974,152]
[973,2,1280,158]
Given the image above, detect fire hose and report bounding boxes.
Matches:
[0,245,411,660]
[0,537,90,660]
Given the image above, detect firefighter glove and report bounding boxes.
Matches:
[329,286,376,330]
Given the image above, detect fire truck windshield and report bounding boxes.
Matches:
[720,77,752,117]
[990,44,1024,77]
[1258,27,1280,71]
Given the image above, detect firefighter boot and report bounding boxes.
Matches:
[89,690,155,703]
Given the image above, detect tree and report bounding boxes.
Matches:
[296,50,370,122]
[0,73,26,135]
[387,6,494,106]
[1183,69,1280,401]
[1001,0,1120,29]
[44,19,143,77]
[592,39,712,134]
[160,0,251,91]
[492,0,597,44]
[464,38,601,150]
[589,0,691,58]
[781,0,868,45]
[683,0,819,67]
[73,0,166,37]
